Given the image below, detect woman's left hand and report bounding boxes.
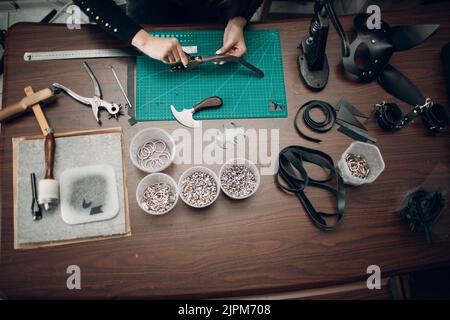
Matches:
[216,17,247,58]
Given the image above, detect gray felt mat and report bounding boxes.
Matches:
[14,130,129,247]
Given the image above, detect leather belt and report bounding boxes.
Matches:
[294,100,336,143]
[276,145,345,230]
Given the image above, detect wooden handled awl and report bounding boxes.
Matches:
[24,86,59,211]
[0,88,54,122]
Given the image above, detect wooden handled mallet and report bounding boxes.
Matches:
[24,86,59,211]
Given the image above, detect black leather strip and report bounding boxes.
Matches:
[276,145,345,231]
[294,100,336,143]
[378,64,425,106]
[337,120,377,143]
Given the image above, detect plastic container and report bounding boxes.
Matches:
[178,166,220,208]
[129,128,175,173]
[219,158,260,200]
[136,173,178,215]
[337,141,385,186]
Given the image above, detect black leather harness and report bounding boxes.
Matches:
[276,146,345,231]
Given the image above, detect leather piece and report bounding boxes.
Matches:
[335,99,368,118]
[276,145,345,231]
[336,103,367,131]
[389,25,439,52]
[343,13,439,105]
[337,120,377,143]
[378,64,425,106]
[294,100,336,143]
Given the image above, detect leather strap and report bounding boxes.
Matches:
[276,145,345,231]
[294,100,336,143]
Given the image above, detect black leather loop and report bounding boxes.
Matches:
[294,100,336,143]
[421,103,450,133]
[375,102,404,130]
[276,145,345,231]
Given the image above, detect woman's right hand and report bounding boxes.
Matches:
[132,29,189,66]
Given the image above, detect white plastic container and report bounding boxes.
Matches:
[129,128,175,173]
[219,158,260,200]
[178,166,220,208]
[337,141,385,186]
[136,173,178,215]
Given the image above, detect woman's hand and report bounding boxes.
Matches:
[216,17,247,57]
[132,29,189,66]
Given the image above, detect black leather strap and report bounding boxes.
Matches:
[276,146,345,231]
[294,100,336,143]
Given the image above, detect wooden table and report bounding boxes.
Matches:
[1,3,449,299]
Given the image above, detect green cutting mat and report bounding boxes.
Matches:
[135,29,287,121]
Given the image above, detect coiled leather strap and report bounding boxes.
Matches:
[276,146,345,230]
[295,100,336,143]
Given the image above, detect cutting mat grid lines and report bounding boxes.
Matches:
[135,30,287,121]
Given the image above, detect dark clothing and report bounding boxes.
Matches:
[74,0,262,44]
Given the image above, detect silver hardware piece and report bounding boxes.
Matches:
[180,171,218,207]
[220,164,257,198]
[137,140,171,170]
[416,97,433,112]
[345,153,370,179]
[142,182,176,214]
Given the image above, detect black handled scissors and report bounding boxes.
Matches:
[170,53,264,78]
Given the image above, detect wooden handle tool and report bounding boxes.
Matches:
[24,86,59,210]
[0,88,53,122]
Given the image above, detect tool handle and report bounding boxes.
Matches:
[0,102,26,122]
[193,96,223,113]
[0,88,53,122]
[44,132,56,179]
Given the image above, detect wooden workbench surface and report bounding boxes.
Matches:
[1,3,449,298]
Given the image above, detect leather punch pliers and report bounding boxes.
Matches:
[53,62,121,124]
[170,53,264,78]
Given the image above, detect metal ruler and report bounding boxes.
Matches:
[23,46,198,61]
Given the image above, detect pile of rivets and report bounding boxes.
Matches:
[221,164,257,198]
[142,182,176,214]
[345,153,370,179]
[180,171,218,207]
[137,139,171,170]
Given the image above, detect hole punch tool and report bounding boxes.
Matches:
[53,61,122,125]
[170,53,264,78]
